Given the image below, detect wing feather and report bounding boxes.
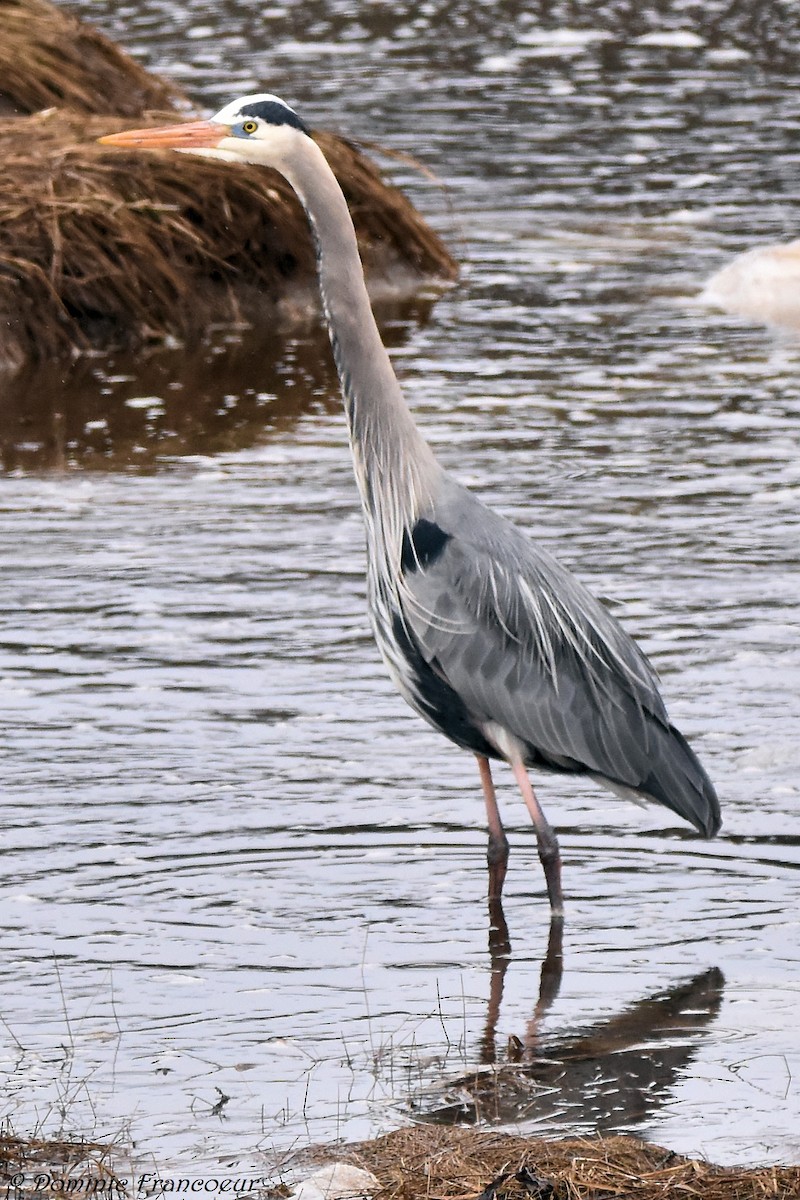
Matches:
[396,480,719,834]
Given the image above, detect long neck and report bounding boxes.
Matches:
[279,138,441,542]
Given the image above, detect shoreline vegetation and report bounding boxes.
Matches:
[3,1126,800,1198]
[0,0,457,373]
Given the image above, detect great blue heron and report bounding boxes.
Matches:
[100,95,721,915]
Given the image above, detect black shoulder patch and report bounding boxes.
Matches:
[240,99,311,135]
[401,518,451,574]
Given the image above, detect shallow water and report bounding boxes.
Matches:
[2,0,800,1175]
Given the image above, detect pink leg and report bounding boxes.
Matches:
[476,754,509,900]
[510,759,564,915]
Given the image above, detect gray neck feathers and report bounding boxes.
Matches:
[281,140,441,572]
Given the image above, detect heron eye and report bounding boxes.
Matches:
[241,120,258,135]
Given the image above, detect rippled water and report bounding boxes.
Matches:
[2,0,800,1175]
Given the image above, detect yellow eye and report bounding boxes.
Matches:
[241,120,258,135]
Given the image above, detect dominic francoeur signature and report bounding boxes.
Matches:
[2,1174,273,1196]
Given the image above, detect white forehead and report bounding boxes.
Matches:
[212,93,293,124]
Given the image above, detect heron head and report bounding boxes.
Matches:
[98,93,311,165]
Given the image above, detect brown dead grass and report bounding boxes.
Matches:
[0,0,457,370]
[2,1127,799,1198]
[0,1131,121,1193]
[337,1126,800,1200]
[0,0,183,116]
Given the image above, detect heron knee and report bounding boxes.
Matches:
[536,831,560,864]
[487,831,510,867]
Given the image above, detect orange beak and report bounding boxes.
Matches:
[98,119,230,150]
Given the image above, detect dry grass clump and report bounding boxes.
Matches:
[0,0,183,116]
[0,108,458,370]
[338,1126,800,1200]
[0,1131,122,1194]
[2,1127,799,1199]
[0,0,457,370]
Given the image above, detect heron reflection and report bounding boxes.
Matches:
[415,903,723,1131]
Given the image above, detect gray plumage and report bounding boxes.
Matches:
[101,94,721,914]
[395,481,712,816]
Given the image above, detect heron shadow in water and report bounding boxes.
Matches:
[416,899,724,1131]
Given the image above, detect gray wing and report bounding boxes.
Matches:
[399,479,719,836]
